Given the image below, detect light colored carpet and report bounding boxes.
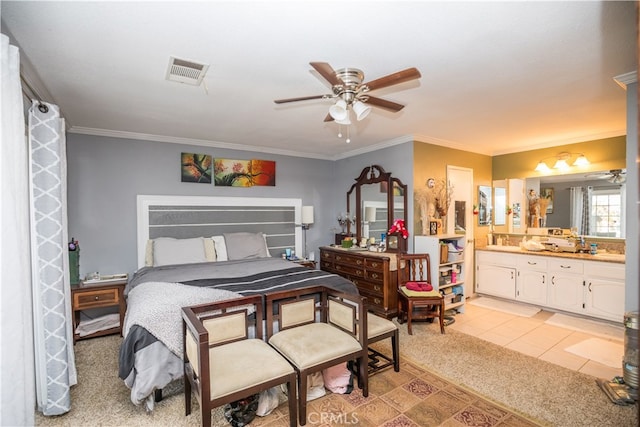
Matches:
[545,313,624,340]
[34,323,638,427]
[565,338,624,368]
[468,296,541,317]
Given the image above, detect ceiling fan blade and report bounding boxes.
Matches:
[310,62,342,86]
[323,113,334,122]
[365,96,405,112]
[274,95,327,104]
[363,67,421,92]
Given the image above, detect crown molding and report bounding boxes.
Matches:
[68,127,334,160]
[613,71,637,89]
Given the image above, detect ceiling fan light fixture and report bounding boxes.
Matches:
[353,100,372,121]
[335,114,351,125]
[329,99,348,121]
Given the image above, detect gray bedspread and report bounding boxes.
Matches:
[119,257,357,411]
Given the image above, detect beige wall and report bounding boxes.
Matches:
[492,136,626,180]
[412,141,492,241]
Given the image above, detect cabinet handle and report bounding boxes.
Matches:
[510,271,514,280]
[374,298,381,305]
[528,261,536,265]
[371,273,378,279]
[542,275,545,284]
[371,262,379,268]
[336,256,342,261]
[560,265,571,269]
[552,276,555,285]
[356,260,363,265]
[356,271,363,276]
[589,282,592,292]
[374,285,381,291]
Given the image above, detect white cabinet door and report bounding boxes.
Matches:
[584,261,625,322]
[517,269,547,305]
[548,272,584,313]
[476,264,516,299]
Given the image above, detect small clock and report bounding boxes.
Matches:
[426,178,435,188]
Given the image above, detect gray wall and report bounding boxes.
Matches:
[66,134,413,278]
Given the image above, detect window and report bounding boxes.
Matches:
[590,188,624,237]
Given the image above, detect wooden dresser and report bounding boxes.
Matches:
[320,246,398,319]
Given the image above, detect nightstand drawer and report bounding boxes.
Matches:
[74,288,119,310]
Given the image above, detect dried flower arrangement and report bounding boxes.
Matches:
[414,178,454,234]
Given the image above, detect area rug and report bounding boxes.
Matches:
[565,338,624,369]
[34,335,544,427]
[545,313,624,340]
[468,296,541,317]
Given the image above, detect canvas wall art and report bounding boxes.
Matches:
[181,152,212,183]
[214,159,276,187]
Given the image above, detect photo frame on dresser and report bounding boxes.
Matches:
[385,232,407,253]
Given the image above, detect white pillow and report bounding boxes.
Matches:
[153,237,207,266]
[212,236,228,262]
[146,238,216,266]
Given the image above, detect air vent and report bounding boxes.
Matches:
[166,56,209,86]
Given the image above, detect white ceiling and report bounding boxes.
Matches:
[1,1,636,160]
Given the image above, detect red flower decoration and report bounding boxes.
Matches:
[388,219,409,239]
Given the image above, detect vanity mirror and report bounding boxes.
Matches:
[478,185,492,226]
[346,165,408,250]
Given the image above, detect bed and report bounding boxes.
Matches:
[118,195,358,411]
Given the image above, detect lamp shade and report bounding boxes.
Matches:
[301,206,314,225]
[553,158,569,170]
[334,113,351,125]
[353,100,372,121]
[573,154,590,167]
[329,99,348,121]
[365,206,376,222]
[535,161,550,173]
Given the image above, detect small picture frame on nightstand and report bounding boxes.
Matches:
[429,221,438,235]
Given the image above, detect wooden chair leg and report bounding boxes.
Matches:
[407,300,413,335]
[201,403,210,427]
[299,370,308,426]
[287,374,298,427]
[184,376,192,416]
[358,356,369,397]
[439,300,445,334]
[391,332,400,372]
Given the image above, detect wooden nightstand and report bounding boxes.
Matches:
[292,259,317,269]
[71,280,127,343]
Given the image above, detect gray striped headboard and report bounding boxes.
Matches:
[137,195,302,268]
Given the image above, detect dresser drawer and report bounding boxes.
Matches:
[74,288,119,310]
[364,258,385,272]
[334,263,365,278]
[321,250,335,262]
[351,278,384,297]
[359,289,385,310]
[365,269,385,284]
[333,252,366,267]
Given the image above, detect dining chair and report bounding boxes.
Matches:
[182,295,297,427]
[265,285,368,426]
[366,312,400,374]
[397,253,445,335]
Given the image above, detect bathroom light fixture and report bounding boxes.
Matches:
[534,152,590,173]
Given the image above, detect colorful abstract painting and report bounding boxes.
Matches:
[214,159,276,187]
[181,152,212,183]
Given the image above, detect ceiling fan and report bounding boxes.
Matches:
[274,62,421,124]
[585,169,627,184]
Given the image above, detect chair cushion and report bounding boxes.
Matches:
[399,286,442,298]
[209,339,294,399]
[367,312,397,339]
[269,323,362,370]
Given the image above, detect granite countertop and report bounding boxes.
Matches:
[476,245,625,264]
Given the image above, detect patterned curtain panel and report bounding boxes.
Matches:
[29,101,77,415]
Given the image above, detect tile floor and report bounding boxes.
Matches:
[448,299,625,380]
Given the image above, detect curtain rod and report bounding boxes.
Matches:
[20,75,49,113]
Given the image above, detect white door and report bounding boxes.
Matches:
[446,166,474,296]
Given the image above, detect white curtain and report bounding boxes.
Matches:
[0,34,36,426]
[29,100,77,415]
[569,186,592,235]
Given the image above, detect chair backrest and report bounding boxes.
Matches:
[397,253,431,286]
[265,285,367,348]
[182,295,263,378]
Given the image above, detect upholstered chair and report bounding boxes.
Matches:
[182,295,297,427]
[366,312,400,374]
[265,285,368,426]
[397,253,445,335]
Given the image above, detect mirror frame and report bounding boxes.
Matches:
[478,185,492,226]
[346,165,408,248]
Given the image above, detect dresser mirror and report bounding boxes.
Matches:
[346,165,408,244]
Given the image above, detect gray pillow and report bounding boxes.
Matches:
[223,232,270,260]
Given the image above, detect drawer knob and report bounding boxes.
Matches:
[374,285,381,291]
[356,271,362,276]
[95,296,99,301]
[357,260,363,265]
[371,273,378,279]
[374,298,381,304]
[371,262,379,268]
